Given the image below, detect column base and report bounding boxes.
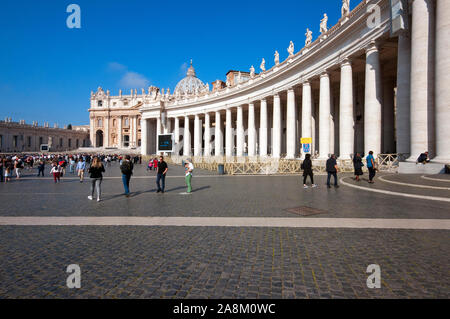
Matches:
[432,157,450,164]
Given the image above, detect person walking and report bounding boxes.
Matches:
[14,159,23,179]
[156,156,168,194]
[184,159,194,194]
[153,158,158,173]
[120,155,134,197]
[301,154,317,189]
[88,157,105,202]
[366,151,377,184]
[326,154,339,188]
[353,153,364,182]
[37,160,45,177]
[76,158,86,183]
[4,160,12,183]
[50,162,60,183]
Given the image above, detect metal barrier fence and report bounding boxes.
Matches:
[160,154,404,175]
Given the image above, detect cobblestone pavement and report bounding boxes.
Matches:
[0,163,449,299]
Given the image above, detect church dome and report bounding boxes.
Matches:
[174,61,206,96]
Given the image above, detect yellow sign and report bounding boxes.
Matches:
[301,138,312,144]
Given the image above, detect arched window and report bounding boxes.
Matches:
[113,119,116,127]
[98,119,103,127]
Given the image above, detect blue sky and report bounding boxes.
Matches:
[0,0,360,126]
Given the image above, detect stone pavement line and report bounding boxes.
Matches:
[421,175,450,183]
[379,174,450,191]
[340,177,450,203]
[0,217,449,230]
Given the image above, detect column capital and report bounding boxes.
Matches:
[302,80,311,86]
[287,87,295,93]
[365,41,379,54]
[320,71,330,78]
[261,98,267,103]
[340,58,352,67]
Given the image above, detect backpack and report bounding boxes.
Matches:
[121,161,132,175]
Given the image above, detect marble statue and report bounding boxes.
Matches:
[288,41,295,56]
[106,90,110,96]
[260,59,266,72]
[130,89,133,96]
[250,65,255,78]
[320,14,328,34]
[134,89,137,96]
[119,89,122,96]
[305,28,313,46]
[226,79,231,87]
[205,83,210,91]
[237,72,242,84]
[342,0,350,17]
[274,51,280,66]
[142,88,145,95]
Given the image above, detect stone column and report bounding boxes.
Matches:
[286,88,296,159]
[339,59,354,159]
[226,108,233,157]
[396,33,411,157]
[236,106,244,157]
[248,103,256,157]
[364,42,382,158]
[319,73,331,159]
[117,116,122,148]
[329,87,335,155]
[174,117,180,154]
[259,99,268,157]
[409,0,435,160]
[301,82,312,157]
[215,111,223,156]
[133,116,138,147]
[383,78,395,153]
[194,114,201,157]
[156,117,162,154]
[89,117,95,147]
[104,117,110,147]
[204,113,211,157]
[434,0,450,162]
[141,118,148,156]
[272,94,282,158]
[183,116,191,156]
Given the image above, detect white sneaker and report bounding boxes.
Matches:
[88,196,93,201]
[304,185,308,189]
[312,184,318,188]
[97,198,101,202]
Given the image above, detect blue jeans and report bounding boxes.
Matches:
[122,174,131,194]
[327,172,338,186]
[156,174,166,192]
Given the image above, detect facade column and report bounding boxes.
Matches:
[141,118,148,156]
[236,106,244,157]
[272,94,281,158]
[117,116,122,148]
[194,114,201,157]
[364,42,382,158]
[409,0,435,160]
[435,0,450,161]
[339,59,354,159]
[396,33,411,157]
[204,113,211,157]
[183,116,191,156]
[259,99,268,157]
[156,117,162,154]
[248,103,256,157]
[383,78,395,153]
[215,111,223,156]
[174,117,180,154]
[286,88,296,159]
[104,116,110,147]
[319,73,331,159]
[301,82,312,157]
[329,87,335,155]
[226,108,233,157]
[133,116,138,147]
[89,117,95,147]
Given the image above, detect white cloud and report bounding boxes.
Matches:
[107,62,127,72]
[119,71,150,89]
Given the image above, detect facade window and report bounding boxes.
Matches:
[124,101,128,106]
[0,135,3,148]
[39,137,43,145]
[98,100,103,107]
[13,136,18,148]
[98,119,103,127]
[27,136,31,147]
[60,138,63,147]
[123,135,130,147]
[113,102,117,106]
[124,118,129,127]
[113,119,116,127]
[68,139,72,148]
[76,139,79,148]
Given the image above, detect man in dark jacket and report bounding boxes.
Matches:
[326,154,339,188]
[120,155,134,197]
[301,154,317,188]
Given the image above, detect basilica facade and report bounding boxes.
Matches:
[89,0,449,167]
